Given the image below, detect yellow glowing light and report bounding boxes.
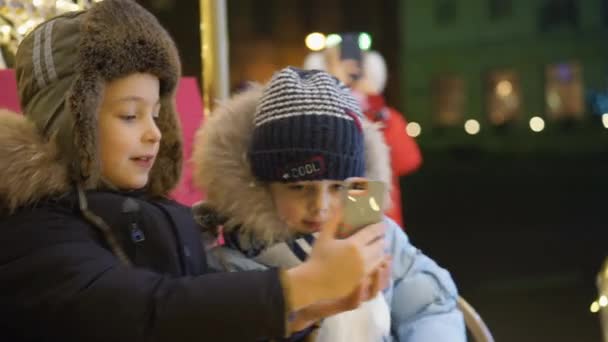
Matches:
[529,116,545,132]
[591,301,601,313]
[496,80,512,97]
[602,114,608,129]
[16,26,27,36]
[16,20,38,36]
[1,0,100,53]
[600,295,608,307]
[406,122,421,138]
[56,0,81,12]
[369,197,380,212]
[464,119,480,135]
[305,32,326,51]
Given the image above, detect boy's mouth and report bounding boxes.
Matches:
[302,220,323,232]
[131,155,155,168]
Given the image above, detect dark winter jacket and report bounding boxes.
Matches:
[0,187,287,341]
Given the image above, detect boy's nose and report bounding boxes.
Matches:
[309,189,330,215]
[143,118,162,143]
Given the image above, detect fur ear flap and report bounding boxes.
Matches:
[148,96,183,197]
[0,110,69,212]
[68,74,103,189]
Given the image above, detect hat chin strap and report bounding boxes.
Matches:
[76,182,132,266]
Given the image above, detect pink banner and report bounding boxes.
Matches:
[170,77,205,205]
[0,69,21,112]
[0,70,205,205]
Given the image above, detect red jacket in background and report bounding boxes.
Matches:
[363,94,422,228]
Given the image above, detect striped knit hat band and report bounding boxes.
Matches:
[249,67,366,182]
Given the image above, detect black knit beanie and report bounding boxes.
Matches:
[249,67,365,182]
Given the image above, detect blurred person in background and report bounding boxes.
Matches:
[303,33,422,228]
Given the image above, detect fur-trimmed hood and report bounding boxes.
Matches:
[0,109,69,211]
[192,86,391,243]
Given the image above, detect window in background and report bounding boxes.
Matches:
[485,69,521,125]
[545,62,584,120]
[432,74,466,126]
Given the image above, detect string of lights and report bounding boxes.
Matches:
[0,0,101,62]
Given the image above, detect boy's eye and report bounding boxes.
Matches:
[331,183,346,192]
[120,114,137,121]
[287,184,305,191]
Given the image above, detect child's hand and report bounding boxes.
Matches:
[288,255,392,333]
[286,219,386,313]
[315,219,386,300]
[355,255,392,301]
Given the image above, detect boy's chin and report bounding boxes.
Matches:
[119,176,149,191]
[291,224,321,235]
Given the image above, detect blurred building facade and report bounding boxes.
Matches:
[400,0,608,138]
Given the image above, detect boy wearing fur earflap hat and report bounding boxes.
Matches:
[303,39,423,228]
[0,2,390,341]
[193,67,465,341]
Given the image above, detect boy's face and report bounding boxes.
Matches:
[98,73,161,190]
[269,180,345,235]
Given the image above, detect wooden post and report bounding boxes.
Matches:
[200,0,229,116]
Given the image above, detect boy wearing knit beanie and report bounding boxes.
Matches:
[194,67,466,341]
[0,2,389,341]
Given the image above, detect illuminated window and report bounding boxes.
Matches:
[432,75,465,126]
[485,69,521,125]
[545,62,584,120]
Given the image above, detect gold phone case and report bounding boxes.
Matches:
[338,179,385,238]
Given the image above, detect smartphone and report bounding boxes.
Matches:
[339,33,363,81]
[339,33,362,62]
[338,178,385,238]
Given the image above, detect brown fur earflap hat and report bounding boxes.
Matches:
[15,0,183,196]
